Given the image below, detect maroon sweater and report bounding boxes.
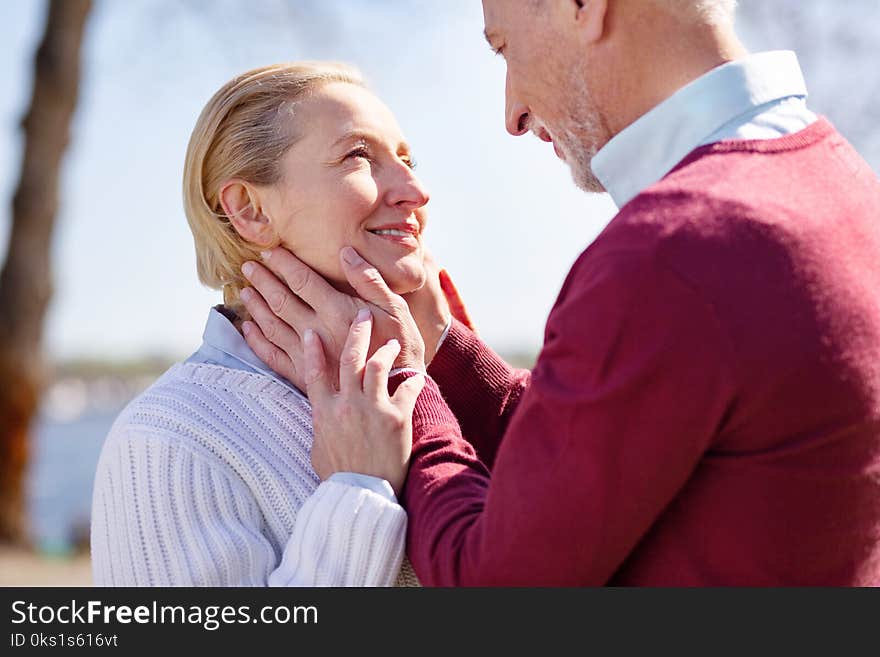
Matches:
[404,119,880,586]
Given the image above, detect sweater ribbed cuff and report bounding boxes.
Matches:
[329,472,397,502]
[426,317,518,414]
[411,377,459,434]
[269,479,406,587]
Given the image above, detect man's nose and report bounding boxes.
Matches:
[505,73,530,137]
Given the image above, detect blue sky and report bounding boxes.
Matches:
[2,0,615,361]
[2,1,877,362]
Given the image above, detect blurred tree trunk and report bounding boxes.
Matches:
[0,0,91,545]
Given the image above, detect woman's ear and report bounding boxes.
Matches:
[219,179,276,246]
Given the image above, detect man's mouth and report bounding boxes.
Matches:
[533,126,564,160]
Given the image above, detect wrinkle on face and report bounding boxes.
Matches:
[483,0,612,192]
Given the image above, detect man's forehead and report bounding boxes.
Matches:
[482,0,529,39]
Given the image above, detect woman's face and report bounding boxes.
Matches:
[260,82,430,296]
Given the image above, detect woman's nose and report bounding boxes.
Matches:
[386,163,430,210]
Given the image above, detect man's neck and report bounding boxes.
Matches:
[607,22,749,138]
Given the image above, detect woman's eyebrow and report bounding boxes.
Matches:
[332,131,374,149]
[331,130,410,154]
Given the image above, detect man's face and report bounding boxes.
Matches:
[482,0,610,192]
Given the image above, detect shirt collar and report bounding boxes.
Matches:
[201,305,305,398]
[591,51,809,208]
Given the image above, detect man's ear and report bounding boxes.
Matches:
[219,179,276,247]
[576,0,609,44]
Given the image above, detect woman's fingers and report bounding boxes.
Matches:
[241,260,313,333]
[339,308,373,395]
[363,338,402,402]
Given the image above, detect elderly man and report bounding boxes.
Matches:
[240,0,880,585]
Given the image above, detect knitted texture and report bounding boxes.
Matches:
[91,362,419,587]
[404,119,880,585]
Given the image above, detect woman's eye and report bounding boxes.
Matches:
[346,147,370,162]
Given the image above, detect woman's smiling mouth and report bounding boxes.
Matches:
[366,221,421,249]
[372,228,411,237]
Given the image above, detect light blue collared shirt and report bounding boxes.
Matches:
[592,51,818,208]
[185,306,397,501]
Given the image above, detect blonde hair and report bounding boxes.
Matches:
[182,62,364,320]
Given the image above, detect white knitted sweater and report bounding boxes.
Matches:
[90,362,419,587]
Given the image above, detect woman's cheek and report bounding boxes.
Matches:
[338,171,381,216]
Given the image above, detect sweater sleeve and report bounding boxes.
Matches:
[402,251,736,585]
[426,318,531,469]
[90,430,406,587]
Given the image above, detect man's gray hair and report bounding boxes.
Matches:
[530,1,737,24]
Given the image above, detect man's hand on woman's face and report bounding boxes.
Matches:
[238,246,427,392]
[401,252,477,358]
[400,250,452,362]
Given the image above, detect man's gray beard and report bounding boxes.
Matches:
[557,125,605,193]
[556,76,607,194]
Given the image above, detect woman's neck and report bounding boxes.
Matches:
[217,303,246,334]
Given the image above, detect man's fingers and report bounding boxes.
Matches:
[391,373,426,415]
[303,329,333,403]
[363,339,402,401]
[241,320,298,382]
[240,286,301,349]
[241,260,313,330]
[259,247,343,312]
[339,308,373,395]
[439,268,476,332]
[340,247,404,316]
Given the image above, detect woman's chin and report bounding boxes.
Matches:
[380,257,426,295]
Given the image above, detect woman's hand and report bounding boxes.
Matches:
[239,246,426,393]
[305,308,426,497]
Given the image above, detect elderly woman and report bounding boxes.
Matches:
[90,62,462,586]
